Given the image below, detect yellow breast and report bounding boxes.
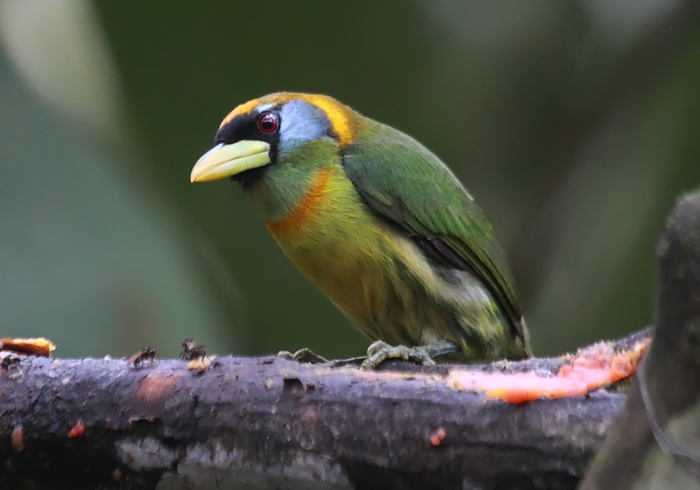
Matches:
[262,165,442,343]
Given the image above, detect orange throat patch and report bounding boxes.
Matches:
[265,167,332,239]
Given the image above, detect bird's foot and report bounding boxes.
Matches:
[277,348,328,364]
[361,340,436,370]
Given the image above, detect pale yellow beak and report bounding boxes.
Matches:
[190,140,271,182]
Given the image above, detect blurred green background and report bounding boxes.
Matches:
[0,1,698,359]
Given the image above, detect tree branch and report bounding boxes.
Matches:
[0,328,650,490]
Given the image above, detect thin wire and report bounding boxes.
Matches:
[637,357,700,479]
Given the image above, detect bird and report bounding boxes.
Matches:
[190,92,531,368]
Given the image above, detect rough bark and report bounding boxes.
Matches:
[0,330,648,490]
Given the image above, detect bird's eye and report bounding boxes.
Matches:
[258,112,278,133]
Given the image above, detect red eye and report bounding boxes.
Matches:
[258,112,278,133]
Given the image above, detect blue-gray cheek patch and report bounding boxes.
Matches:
[279,99,333,149]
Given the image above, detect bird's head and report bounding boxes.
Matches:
[190,93,359,187]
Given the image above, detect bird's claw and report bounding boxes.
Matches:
[361,340,436,370]
[277,348,329,364]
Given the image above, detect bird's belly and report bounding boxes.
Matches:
[262,168,507,352]
[269,201,451,345]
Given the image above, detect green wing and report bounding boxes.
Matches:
[342,122,524,338]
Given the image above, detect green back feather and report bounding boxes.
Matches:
[342,119,525,342]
